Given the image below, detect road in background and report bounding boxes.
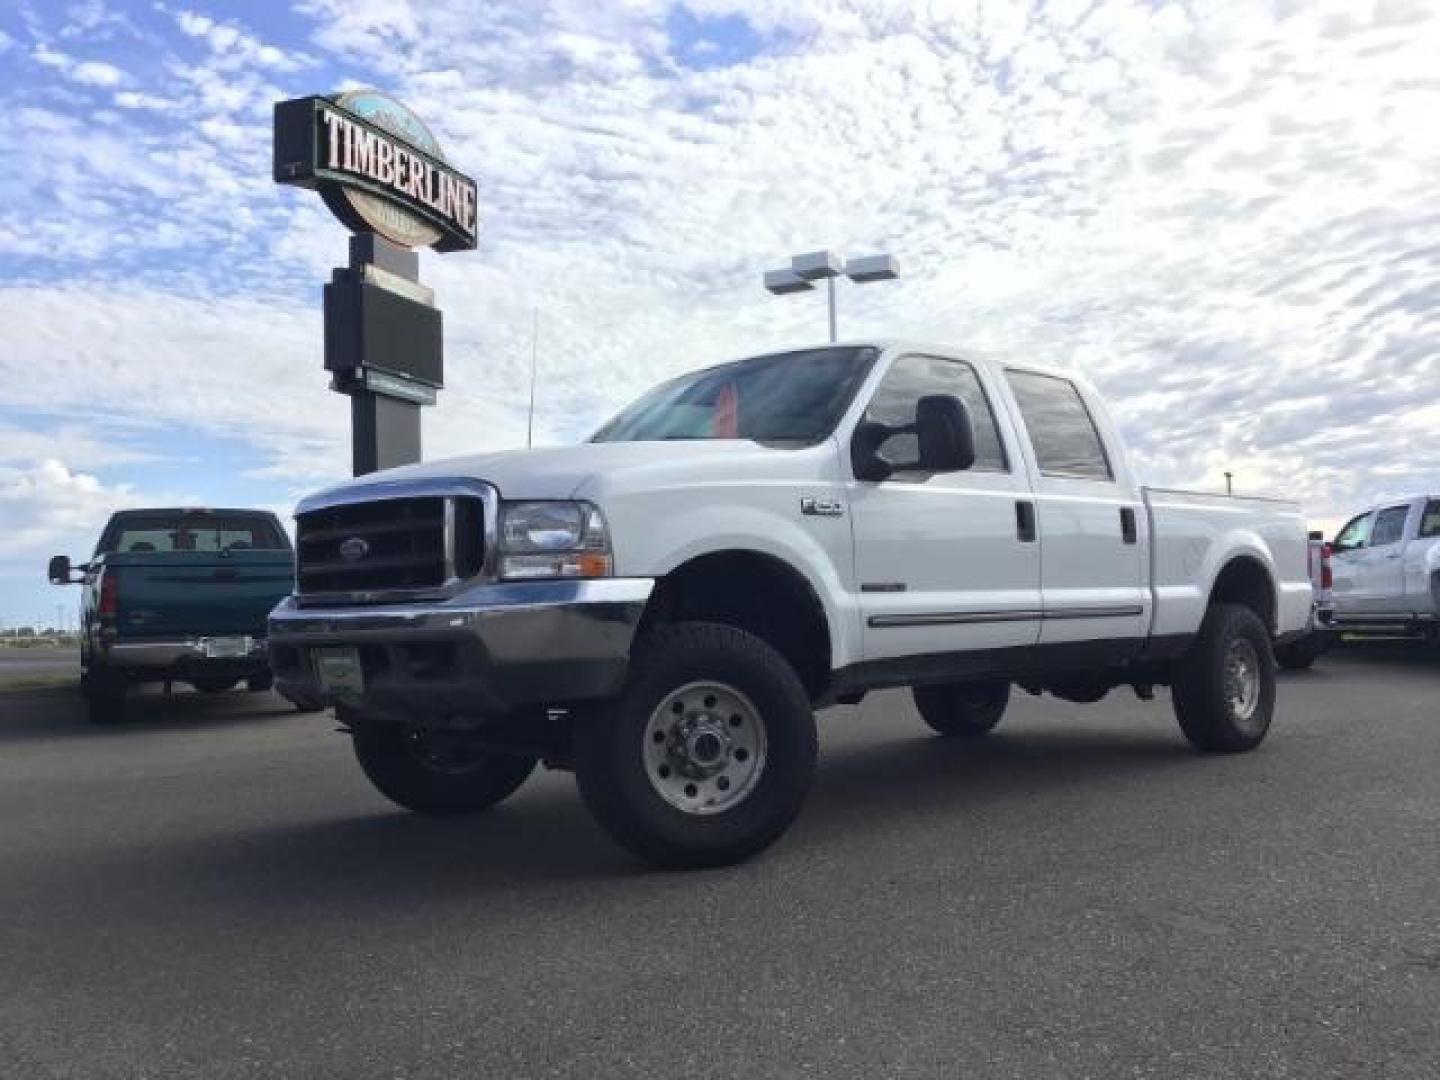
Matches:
[1,645,1436,1078]
[0,646,78,681]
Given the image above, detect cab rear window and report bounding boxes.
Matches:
[103,515,288,554]
[1004,370,1114,480]
[1420,502,1440,539]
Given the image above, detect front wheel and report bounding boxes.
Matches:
[912,680,1010,737]
[349,712,538,815]
[573,622,817,869]
[1172,603,1276,753]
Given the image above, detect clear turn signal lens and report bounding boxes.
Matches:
[499,552,613,580]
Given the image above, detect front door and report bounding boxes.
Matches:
[1354,503,1412,613]
[1329,511,1373,615]
[849,353,1041,663]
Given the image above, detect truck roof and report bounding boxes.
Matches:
[108,507,282,518]
[752,340,1081,382]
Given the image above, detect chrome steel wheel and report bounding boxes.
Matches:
[642,680,768,815]
[1224,638,1261,726]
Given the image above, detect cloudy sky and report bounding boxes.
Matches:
[1,0,1438,626]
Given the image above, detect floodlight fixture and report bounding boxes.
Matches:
[763,268,816,295]
[790,250,844,281]
[762,248,901,342]
[844,253,899,283]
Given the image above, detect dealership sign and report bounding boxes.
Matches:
[274,90,478,252]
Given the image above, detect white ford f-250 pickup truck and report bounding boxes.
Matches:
[269,341,1313,868]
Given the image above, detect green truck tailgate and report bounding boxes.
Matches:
[105,551,294,639]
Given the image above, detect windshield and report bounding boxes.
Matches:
[591,346,877,445]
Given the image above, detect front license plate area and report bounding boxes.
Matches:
[203,636,250,659]
[314,647,364,696]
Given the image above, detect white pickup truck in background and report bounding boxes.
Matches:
[1329,496,1440,638]
[269,341,1313,867]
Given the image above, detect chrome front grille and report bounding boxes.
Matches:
[296,494,486,599]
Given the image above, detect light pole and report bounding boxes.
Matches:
[763,250,900,342]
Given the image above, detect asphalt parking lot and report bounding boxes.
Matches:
[1,645,1436,1079]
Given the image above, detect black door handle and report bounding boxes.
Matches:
[1016,500,1036,543]
[1120,507,1137,544]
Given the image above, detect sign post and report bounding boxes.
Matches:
[273,89,478,475]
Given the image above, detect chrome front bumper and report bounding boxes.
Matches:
[267,578,655,716]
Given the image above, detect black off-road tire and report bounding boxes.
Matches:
[573,622,818,870]
[82,669,128,725]
[1276,625,1334,671]
[193,678,237,694]
[350,714,538,815]
[280,688,327,713]
[912,680,1010,737]
[1173,603,1276,753]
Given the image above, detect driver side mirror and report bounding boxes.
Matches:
[48,555,76,585]
[852,394,977,481]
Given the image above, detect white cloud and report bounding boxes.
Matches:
[0,459,185,576]
[0,422,158,472]
[113,90,174,110]
[70,60,125,87]
[173,7,313,72]
[29,43,128,88]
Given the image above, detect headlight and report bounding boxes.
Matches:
[498,501,612,580]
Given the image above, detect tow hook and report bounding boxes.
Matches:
[1132,683,1155,701]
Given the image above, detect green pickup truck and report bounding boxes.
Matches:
[49,508,307,723]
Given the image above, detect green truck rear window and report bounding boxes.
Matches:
[105,515,287,554]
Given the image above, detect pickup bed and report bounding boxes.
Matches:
[50,508,297,723]
[269,340,1312,867]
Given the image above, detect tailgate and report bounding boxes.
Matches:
[108,552,294,639]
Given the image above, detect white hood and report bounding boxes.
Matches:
[305,440,796,503]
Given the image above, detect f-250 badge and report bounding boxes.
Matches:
[800,496,844,517]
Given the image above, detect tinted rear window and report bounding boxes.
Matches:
[1004,370,1114,480]
[102,515,288,554]
[1420,502,1440,539]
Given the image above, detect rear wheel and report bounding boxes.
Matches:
[912,679,1010,737]
[82,669,128,725]
[348,711,537,815]
[1173,603,1275,753]
[573,622,817,869]
[1275,634,1323,671]
[280,688,327,713]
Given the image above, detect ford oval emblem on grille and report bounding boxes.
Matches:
[338,537,370,562]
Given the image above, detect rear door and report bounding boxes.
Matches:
[1000,369,1148,652]
[849,352,1041,662]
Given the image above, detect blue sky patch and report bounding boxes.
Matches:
[665,6,766,71]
